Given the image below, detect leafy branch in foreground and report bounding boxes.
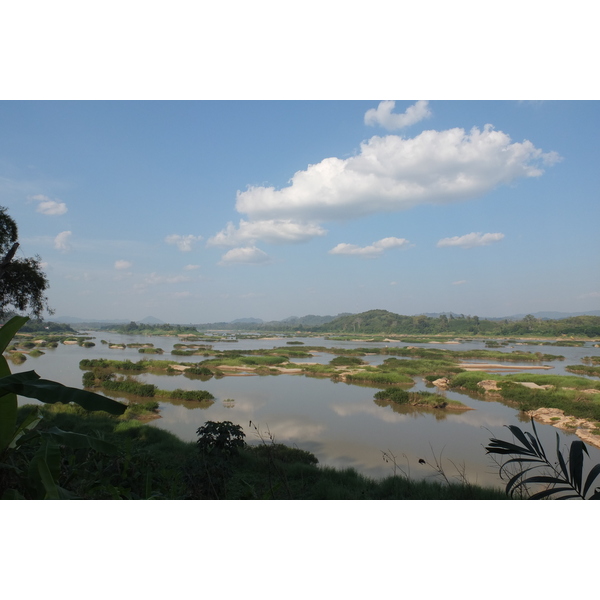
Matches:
[485,419,600,499]
[1,316,127,499]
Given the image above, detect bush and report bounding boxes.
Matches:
[374,388,410,403]
[196,421,246,456]
[185,366,214,377]
[329,356,365,366]
[250,443,318,465]
[170,389,214,402]
[103,379,156,397]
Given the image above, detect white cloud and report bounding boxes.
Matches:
[184,264,201,271]
[218,246,272,266]
[54,231,72,252]
[165,234,202,252]
[329,237,410,258]
[208,219,326,247]
[579,291,600,299]
[30,194,68,216]
[114,260,133,270]
[235,125,560,224]
[452,280,468,285]
[364,100,432,130]
[145,273,191,284]
[437,232,505,249]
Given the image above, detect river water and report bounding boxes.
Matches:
[11,332,600,489]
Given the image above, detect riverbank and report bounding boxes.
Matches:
[5,403,507,500]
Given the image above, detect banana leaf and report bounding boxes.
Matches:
[0,370,126,415]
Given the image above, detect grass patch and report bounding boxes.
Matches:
[565,364,600,377]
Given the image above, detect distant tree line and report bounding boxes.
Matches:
[104,321,199,335]
[311,310,600,337]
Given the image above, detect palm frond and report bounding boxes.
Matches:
[485,419,600,500]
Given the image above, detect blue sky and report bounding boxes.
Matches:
[1,100,598,323]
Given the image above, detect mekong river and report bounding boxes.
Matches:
[12,333,600,489]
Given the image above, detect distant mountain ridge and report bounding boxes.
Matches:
[195,313,352,330]
[51,310,599,329]
[53,315,165,325]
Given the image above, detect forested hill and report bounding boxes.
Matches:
[195,314,351,331]
[311,309,600,337]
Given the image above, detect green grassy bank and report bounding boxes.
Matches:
[2,404,507,500]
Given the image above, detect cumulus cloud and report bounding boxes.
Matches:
[208,219,326,247]
[437,232,505,249]
[329,237,411,258]
[114,260,132,270]
[218,246,272,266]
[364,100,432,130]
[235,125,560,224]
[54,231,72,252]
[165,234,202,252]
[30,194,68,216]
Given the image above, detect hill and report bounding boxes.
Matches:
[195,313,351,331]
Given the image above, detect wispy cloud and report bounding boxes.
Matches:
[579,291,600,299]
[114,260,133,270]
[165,234,202,252]
[329,237,411,258]
[54,231,72,252]
[364,100,432,130]
[184,264,201,271]
[30,194,68,216]
[452,280,467,285]
[219,246,272,266]
[145,273,191,285]
[437,232,505,249]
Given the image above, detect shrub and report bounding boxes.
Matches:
[250,443,318,465]
[329,356,365,366]
[169,389,214,402]
[184,366,213,377]
[102,379,156,397]
[374,388,410,403]
[196,421,246,456]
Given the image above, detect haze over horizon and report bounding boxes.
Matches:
[2,100,598,323]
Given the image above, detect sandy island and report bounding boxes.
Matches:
[459,362,553,371]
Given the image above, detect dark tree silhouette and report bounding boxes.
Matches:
[0,206,52,319]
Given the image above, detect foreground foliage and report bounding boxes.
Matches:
[486,420,600,499]
[0,316,127,499]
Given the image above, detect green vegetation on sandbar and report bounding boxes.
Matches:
[329,356,366,367]
[565,364,600,377]
[7,404,506,499]
[374,388,468,410]
[450,371,600,422]
[104,321,200,336]
[14,333,94,348]
[83,371,215,405]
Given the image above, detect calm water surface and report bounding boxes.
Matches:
[12,332,600,488]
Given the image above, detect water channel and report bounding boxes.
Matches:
[11,332,600,489]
